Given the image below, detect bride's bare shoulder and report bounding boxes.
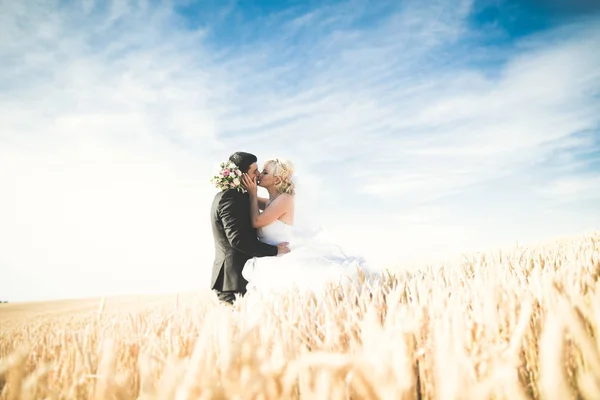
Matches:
[278,193,294,204]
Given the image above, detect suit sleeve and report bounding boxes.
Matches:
[219,191,278,257]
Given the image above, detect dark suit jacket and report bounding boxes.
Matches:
[210,189,278,292]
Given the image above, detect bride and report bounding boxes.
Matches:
[240,158,381,297]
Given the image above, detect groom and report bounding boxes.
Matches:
[210,151,290,304]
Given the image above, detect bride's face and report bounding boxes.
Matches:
[257,164,279,188]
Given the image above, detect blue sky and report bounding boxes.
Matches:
[1,0,599,302]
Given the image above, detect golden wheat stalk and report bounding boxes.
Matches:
[1,232,599,399]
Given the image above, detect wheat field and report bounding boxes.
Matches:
[1,232,600,399]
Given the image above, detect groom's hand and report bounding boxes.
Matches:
[276,242,290,256]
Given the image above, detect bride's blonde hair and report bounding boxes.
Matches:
[265,158,295,195]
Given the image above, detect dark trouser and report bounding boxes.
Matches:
[215,290,244,304]
[213,268,245,304]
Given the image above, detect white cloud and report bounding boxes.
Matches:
[538,174,600,204]
[211,9,600,266]
[1,0,599,301]
[0,0,222,301]
[212,4,600,208]
[358,25,600,199]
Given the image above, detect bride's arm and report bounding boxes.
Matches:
[242,174,292,228]
[248,193,292,228]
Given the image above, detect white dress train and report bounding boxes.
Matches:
[241,220,382,297]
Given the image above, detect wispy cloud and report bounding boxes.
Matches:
[204,0,600,266]
[0,0,221,301]
[210,1,600,207]
[1,0,599,301]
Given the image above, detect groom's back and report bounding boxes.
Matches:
[210,190,227,248]
[210,190,230,262]
[209,189,249,292]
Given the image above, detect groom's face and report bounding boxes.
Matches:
[247,162,259,180]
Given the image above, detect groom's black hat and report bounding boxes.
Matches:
[229,152,257,173]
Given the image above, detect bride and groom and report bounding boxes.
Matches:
[209,151,376,305]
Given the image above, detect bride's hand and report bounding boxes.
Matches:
[242,173,258,195]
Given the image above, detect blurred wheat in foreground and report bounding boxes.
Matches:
[2,232,600,399]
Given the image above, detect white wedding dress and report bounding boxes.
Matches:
[241,219,381,297]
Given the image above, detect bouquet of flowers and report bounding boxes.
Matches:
[210,161,246,192]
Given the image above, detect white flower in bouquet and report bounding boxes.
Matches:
[210,161,247,193]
